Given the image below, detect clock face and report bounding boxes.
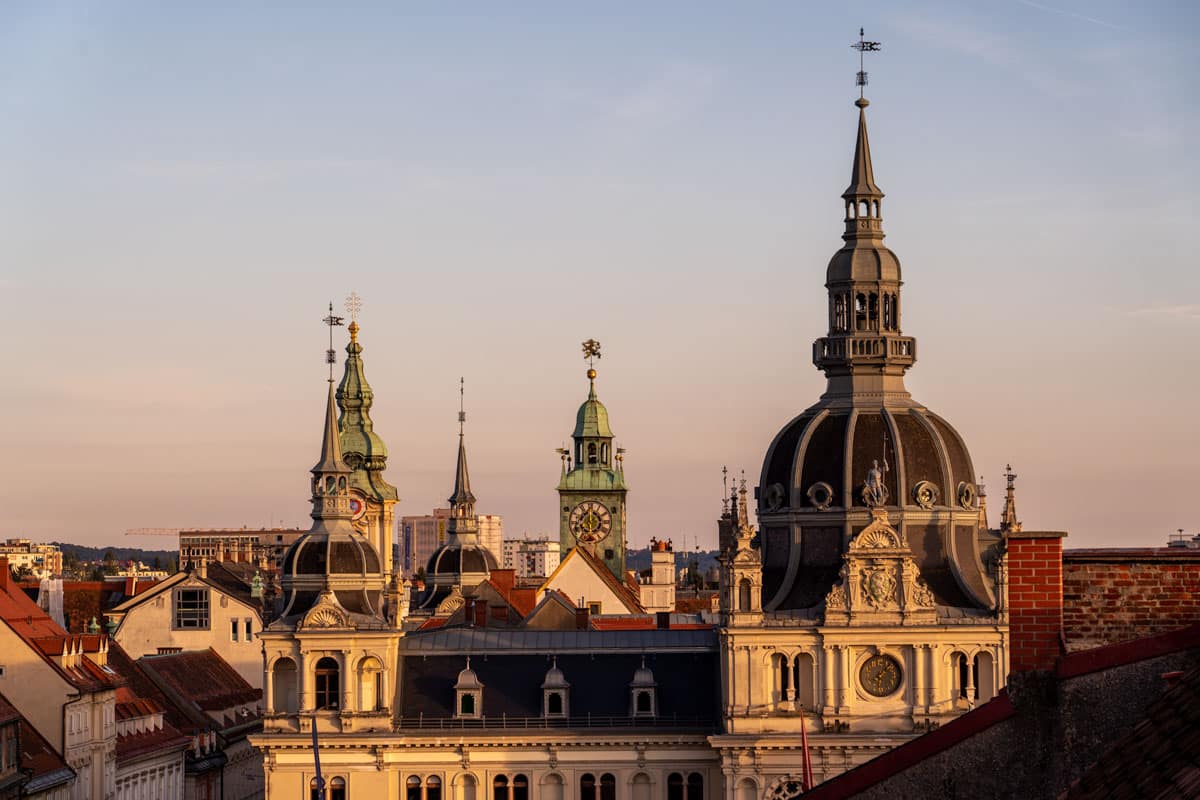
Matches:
[860,654,902,697]
[348,490,367,521]
[568,501,612,544]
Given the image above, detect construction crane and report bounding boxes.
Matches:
[124,527,265,537]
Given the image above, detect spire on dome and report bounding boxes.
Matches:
[449,378,476,513]
[844,98,883,201]
[336,293,398,502]
[314,381,349,476]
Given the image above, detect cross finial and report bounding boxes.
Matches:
[345,292,362,322]
[322,302,345,382]
[851,27,882,99]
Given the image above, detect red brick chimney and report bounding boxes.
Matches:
[1005,530,1068,672]
[0,557,8,592]
[575,606,590,630]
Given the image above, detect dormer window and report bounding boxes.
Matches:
[454,658,483,719]
[629,658,657,718]
[541,658,570,718]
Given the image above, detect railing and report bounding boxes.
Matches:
[813,336,916,365]
[394,713,714,731]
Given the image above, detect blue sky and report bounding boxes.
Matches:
[1,1,1196,549]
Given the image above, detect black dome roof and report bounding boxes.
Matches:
[282,531,382,577]
[426,542,499,576]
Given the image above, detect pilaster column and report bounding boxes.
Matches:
[265,660,275,713]
[928,647,943,710]
[912,645,925,713]
[341,651,354,712]
[839,644,853,712]
[965,655,976,705]
[300,654,314,712]
[821,646,835,714]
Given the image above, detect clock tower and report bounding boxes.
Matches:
[557,341,628,579]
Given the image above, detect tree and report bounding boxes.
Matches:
[101,549,119,577]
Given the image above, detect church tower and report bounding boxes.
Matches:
[557,340,628,579]
[336,307,399,576]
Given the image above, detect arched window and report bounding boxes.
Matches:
[587,443,598,464]
[976,651,996,700]
[331,777,347,800]
[636,691,651,713]
[855,294,867,330]
[793,653,816,709]
[314,657,339,710]
[357,656,384,712]
[460,694,474,715]
[668,773,684,800]
[772,652,791,704]
[599,774,615,800]
[407,776,422,800]
[601,443,609,464]
[632,773,652,800]
[882,294,892,330]
[736,778,756,800]
[493,775,509,800]
[311,777,324,800]
[687,774,704,800]
[868,293,879,329]
[580,774,597,800]
[426,777,442,800]
[512,775,528,800]
[540,775,564,800]
[737,579,752,612]
[271,657,297,714]
[454,775,477,800]
[547,692,563,715]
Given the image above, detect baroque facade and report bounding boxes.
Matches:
[253,87,1012,798]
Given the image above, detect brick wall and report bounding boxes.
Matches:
[1063,549,1200,652]
[1006,531,1067,672]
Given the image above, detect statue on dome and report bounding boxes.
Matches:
[862,458,890,507]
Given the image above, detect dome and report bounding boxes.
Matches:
[757,404,996,612]
[455,664,482,690]
[426,542,499,577]
[826,241,902,284]
[630,663,656,688]
[542,662,569,690]
[574,395,613,439]
[283,532,382,577]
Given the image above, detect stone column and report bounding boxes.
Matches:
[821,646,835,715]
[965,655,976,705]
[264,660,275,713]
[839,645,853,712]
[912,645,925,713]
[299,654,314,712]
[341,651,354,712]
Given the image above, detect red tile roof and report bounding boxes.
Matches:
[589,617,713,631]
[138,648,260,713]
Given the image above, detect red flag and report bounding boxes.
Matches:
[800,705,814,790]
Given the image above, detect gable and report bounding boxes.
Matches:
[538,551,639,615]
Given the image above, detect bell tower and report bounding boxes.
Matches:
[556,340,629,579]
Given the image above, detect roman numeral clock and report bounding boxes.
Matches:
[557,340,629,579]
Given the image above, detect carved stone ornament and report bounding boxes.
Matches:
[957,481,977,510]
[855,525,901,549]
[807,481,835,511]
[912,480,939,509]
[302,604,347,629]
[765,776,808,800]
[909,578,935,608]
[861,566,898,610]
[764,483,786,512]
[825,582,848,610]
[435,587,465,617]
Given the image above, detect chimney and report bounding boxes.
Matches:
[1005,530,1068,673]
[473,601,487,629]
[575,606,590,630]
[656,611,671,630]
[464,597,476,627]
[0,557,8,592]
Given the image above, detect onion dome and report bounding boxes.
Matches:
[278,381,386,622]
[336,319,398,502]
[455,659,483,690]
[756,94,998,615]
[542,659,570,690]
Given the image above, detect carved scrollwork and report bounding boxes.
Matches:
[303,606,346,629]
[807,481,835,511]
[957,481,977,510]
[912,480,939,509]
[765,776,808,800]
[825,582,848,610]
[909,578,935,608]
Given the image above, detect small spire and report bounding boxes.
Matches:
[844,96,883,201]
[449,380,476,512]
[314,381,349,475]
[1001,464,1022,533]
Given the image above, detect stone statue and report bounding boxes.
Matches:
[862,458,890,507]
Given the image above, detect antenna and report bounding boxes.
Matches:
[851,27,882,98]
[322,303,345,383]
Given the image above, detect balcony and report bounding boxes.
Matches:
[813,335,916,370]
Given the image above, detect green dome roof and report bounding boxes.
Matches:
[573,379,613,439]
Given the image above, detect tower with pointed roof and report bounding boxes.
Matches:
[557,357,629,580]
[336,317,400,577]
[420,382,498,610]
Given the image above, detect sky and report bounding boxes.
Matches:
[0,1,1196,552]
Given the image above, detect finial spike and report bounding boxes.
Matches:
[458,376,466,432]
[851,27,882,99]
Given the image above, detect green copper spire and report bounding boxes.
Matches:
[337,319,399,502]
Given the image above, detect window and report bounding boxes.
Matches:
[512,775,528,800]
[546,692,563,715]
[493,775,509,800]
[244,618,252,641]
[331,777,347,800]
[636,691,651,714]
[231,619,239,642]
[315,657,340,710]
[668,773,684,800]
[599,774,615,800]
[687,773,704,800]
[580,774,596,800]
[427,776,442,800]
[738,579,751,612]
[408,776,422,800]
[173,588,209,629]
[460,694,474,715]
[588,602,601,616]
[311,777,326,800]
[271,657,298,714]
[587,443,597,464]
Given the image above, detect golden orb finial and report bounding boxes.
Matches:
[348,320,359,343]
[587,367,597,380]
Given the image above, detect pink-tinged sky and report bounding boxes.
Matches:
[0,2,1196,551]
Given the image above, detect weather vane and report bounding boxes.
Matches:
[852,27,882,98]
[345,291,362,322]
[458,376,466,433]
[322,302,345,382]
[581,339,602,367]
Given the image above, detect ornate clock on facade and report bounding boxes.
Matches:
[348,489,367,522]
[859,654,902,697]
[569,501,612,543]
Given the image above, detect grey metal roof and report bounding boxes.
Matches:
[399,627,717,654]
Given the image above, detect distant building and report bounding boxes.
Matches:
[399,509,450,577]
[0,539,63,578]
[112,563,169,580]
[476,514,504,567]
[178,529,304,575]
[502,536,561,579]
